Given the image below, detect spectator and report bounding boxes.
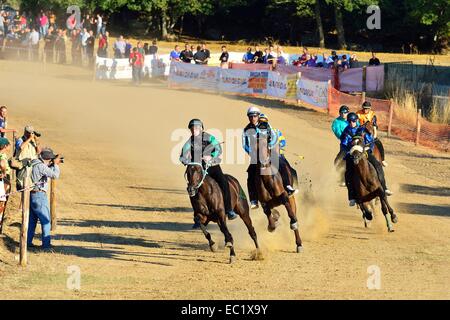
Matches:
[148,40,158,55]
[340,54,349,70]
[219,45,229,68]
[180,43,193,63]
[0,106,15,138]
[263,48,274,65]
[28,148,62,251]
[299,47,308,65]
[54,29,66,64]
[129,47,144,85]
[38,12,48,39]
[97,33,107,57]
[29,28,40,60]
[81,28,90,59]
[242,47,254,63]
[170,44,181,61]
[96,14,102,37]
[137,41,145,56]
[143,42,149,55]
[276,48,286,65]
[0,138,11,213]
[44,26,55,63]
[15,125,41,190]
[193,45,207,65]
[201,43,210,64]
[125,39,132,57]
[49,11,56,29]
[306,54,317,67]
[349,54,358,68]
[0,11,4,36]
[86,30,95,67]
[369,52,380,66]
[253,45,263,63]
[113,35,126,58]
[71,29,82,65]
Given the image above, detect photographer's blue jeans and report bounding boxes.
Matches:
[27,192,51,248]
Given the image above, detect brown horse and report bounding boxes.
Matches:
[255,130,303,253]
[348,136,398,232]
[185,162,259,263]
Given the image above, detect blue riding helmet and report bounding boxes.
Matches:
[347,112,358,122]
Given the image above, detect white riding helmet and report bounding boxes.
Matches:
[247,106,261,116]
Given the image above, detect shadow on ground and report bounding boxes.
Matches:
[400,184,450,197]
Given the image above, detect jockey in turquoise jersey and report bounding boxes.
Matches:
[180,119,237,228]
[332,105,351,186]
[340,112,393,207]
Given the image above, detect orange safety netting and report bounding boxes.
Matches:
[328,88,450,152]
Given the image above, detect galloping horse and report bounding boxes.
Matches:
[348,136,398,232]
[255,130,303,253]
[185,162,259,263]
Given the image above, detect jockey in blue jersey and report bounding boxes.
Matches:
[340,112,393,207]
[242,107,297,209]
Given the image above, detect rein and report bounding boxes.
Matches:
[186,162,210,193]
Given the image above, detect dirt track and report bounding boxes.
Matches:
[0,60,449,299]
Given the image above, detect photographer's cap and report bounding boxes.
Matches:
[24,125,34,133]
[40,148,57,160]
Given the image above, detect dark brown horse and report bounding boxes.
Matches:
[255,130,303,253]
[348,136,398,232]
[185,162,259,263]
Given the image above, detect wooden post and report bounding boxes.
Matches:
[387,99,394,138]
[415,108,421,146]
[327,80,332,115]
[19,170,30,267]
[362,65,367,93]
[50,179,57,231]
[11,131,16,193]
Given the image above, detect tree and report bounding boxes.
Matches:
[314,0,325,48]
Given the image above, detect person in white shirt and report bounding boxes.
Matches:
[96,14,102,37]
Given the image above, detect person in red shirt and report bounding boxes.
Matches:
[97,34,107,57]
[129,47,144,85]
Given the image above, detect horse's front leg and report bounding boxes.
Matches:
[217,211,236,264]
[196,215,217,252]
[279,193,303,252]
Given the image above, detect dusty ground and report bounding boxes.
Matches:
[0,60,449,300]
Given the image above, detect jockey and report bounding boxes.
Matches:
[332,105,350,186]
[340,112,393,207]
[331,105,350,139]
[180,119,238,227]
[242,106,263,209]
[356,101,387,166]
[259,113,298,197]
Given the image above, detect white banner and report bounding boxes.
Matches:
[168,61,219,91]
[267,72,298,99]
[297,77,329,109]
[218,69,271,95]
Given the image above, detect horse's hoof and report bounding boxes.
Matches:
[388,228,395,233]
[296,246,303,253]
[365,212,373,221]
[229,255,236,264]
[391,215,398,224]
[267,225,276,233]
[290,222,298,231]
[210,243,218,252]
[225,242,233,248]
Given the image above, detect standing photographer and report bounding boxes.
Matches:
[14,125,41,190]
[28,148,62,250]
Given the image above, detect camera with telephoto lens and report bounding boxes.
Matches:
[53,154,65,164]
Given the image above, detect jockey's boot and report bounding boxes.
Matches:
[227,210,238,220]
[286,185,299,197]
[349,199,356,207]
[250,201,259,209]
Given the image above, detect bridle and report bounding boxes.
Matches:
[185,162,210,197]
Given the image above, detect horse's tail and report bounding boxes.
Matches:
[225,174,248,201]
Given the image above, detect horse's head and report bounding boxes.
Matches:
[257,129,272,167]
[184,163,206,197]
[362,120,374,136]
[349,135,366,165]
